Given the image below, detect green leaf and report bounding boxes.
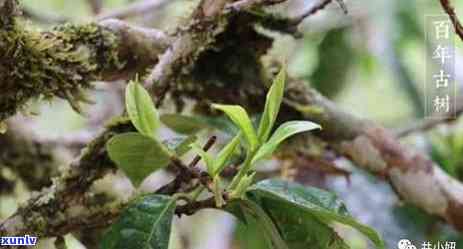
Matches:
[106,133,171,187]
[126,81,159,138]
[252,196,350,249]
[252,121,320,164]
[212,104,258,151]
[160,114,208,134]
[257,66,286,143]
[234,213,273,249]
[101,194,176,249]
[213,132,242,176]
[247,179,385,249]
[191,143,214,175]
[163,135,197,156]
[239,199,290,249]
[226,199,348,249]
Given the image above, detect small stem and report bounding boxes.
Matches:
[189,135,217,168]
[228,152,253,190]
[156,136,217,195]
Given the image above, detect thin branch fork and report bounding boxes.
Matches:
[157,136,217,195]
[395,93,463,137]
[288,0,335,25]
[175,194,230,216]
[439,0,463,42]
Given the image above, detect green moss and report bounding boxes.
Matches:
[0,15,124,120]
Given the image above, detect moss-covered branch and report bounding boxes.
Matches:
[0,120,59,191]
[0,117,133,237]
[0,0,170,121]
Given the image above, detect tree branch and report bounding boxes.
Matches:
[0,117,133,237]
[0,0,171,121]
[0,119,60,191]
[283,82,463,231]
[0,0,273,237]
[439,0,463,42]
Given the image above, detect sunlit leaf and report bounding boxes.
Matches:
[126,81,159,138]
[257,66,286,143]
[252,121,320,164]
[106,133,171,186]
[101,195,176,249]
[212,104,258,151]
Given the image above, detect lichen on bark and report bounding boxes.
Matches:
[0,3,123,121]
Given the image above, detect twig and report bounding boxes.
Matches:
[175,194,229,216]
[439,0,463,42]
[189,136,217,168]
[395,106,463,137]
[334,0,347,14]
[170,157,214,192]
[175,197,216,216]
[157,136,217,195]
[288,0,334,25]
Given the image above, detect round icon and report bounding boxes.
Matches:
[398,239,413,249]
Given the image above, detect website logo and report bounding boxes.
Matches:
[398,239,417,249]
[0,235,38,246]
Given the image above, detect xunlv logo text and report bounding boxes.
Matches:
[0,235,38,246]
